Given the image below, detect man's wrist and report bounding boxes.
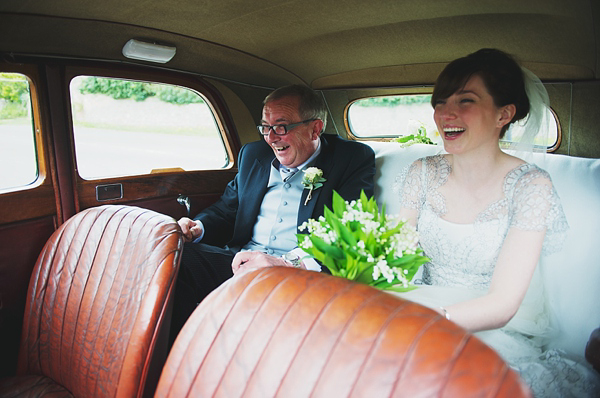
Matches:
[290,248,321,272]
[281,251,302,268]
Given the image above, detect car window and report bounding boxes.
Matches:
[346,94,560,151]
[347,94,438,141]
[0,73,38,191]
[70,76,229,180]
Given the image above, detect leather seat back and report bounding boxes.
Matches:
[157,266,530,398]
[15,205,182,398]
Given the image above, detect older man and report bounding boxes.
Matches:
[171,85,375,340]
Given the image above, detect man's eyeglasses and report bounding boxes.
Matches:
[257,118,317,136]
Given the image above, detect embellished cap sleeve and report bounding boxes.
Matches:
[393,158,426,212]
[393,155,450,217]
[508,164,569,256]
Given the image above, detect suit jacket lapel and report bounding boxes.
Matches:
[298,136,334,226]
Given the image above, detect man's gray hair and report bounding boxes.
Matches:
[264,85,328,133]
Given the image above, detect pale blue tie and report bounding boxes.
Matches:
[280,166,299,182]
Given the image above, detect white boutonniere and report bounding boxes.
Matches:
[301,167,326,206]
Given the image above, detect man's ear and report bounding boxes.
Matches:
[497,104,516,128]
[312,119,324,139]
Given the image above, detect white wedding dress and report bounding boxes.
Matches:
[393,155,600,398]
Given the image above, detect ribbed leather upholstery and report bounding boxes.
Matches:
[0,205,183,398]
[156,267,531,398]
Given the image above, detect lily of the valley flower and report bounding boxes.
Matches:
[301,167,326,205]
[297,190,429,291]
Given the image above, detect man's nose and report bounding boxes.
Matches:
[264,128,279,142]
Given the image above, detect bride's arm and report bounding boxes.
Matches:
[398,208,418,226]
[442,226,546,332]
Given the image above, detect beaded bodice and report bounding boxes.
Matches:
[395,155,568,289]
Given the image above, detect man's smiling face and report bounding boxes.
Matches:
[261,95,321,168]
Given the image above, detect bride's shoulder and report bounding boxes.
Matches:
[505,163,554,197]
[409,154,449,170]
[423,154,452,175]
[397,155,451,187]
[508,163,552,184]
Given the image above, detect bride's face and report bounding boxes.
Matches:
[433,75,511,155]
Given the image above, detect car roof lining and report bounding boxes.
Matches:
[0,0,598,88]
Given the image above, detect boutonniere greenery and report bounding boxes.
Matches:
[301,167,326,206]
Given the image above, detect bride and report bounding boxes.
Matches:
[394,48,600,397]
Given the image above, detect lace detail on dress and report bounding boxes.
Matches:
[506,165,569,255]
[393,155,449,214]
[394,155,569,264]
[393,160,423,210]
[515,349,600,398]
[419,210,505,289]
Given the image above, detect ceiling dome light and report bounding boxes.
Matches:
[122,39,176,63]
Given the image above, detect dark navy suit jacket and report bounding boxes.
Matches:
[195,134,375,249]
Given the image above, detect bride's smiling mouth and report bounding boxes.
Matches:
[443,127,466,139]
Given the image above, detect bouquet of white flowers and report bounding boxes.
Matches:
[297,191,429,291]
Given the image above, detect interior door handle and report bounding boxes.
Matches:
[177,195,191,217]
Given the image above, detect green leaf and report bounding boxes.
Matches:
[330,216,357,247]
[360,190,369,211]
[332,191,346,217]
[387,254,426,267]
[384,284,419,293]
[380,224,402,240]
[364,196,375,214]
[324,256,340,273]
[396,134,415,143]
[355,263,376,284]
[345,255,357,280]
[378,202,386,224]
[310,235,345,260]
[323,205,333,221]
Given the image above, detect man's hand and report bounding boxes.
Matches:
[177,217,203,242]
[231,251,305,274]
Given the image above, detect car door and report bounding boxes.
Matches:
[0,59,241,377]
[0,62,59,377]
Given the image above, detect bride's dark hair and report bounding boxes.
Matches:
[431,48,530,138]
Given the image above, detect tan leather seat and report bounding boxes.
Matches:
[156,266,531,398]
[0,205,183,398]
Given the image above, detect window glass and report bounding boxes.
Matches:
[347,95,439,142]
[500,107,560,151]
[0,73,37,191]
[347,94,559,150]
[70,76,228,180]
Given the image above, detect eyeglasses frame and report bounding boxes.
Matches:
[257,118,318,136]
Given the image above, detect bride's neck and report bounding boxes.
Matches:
[449,147,512,187]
